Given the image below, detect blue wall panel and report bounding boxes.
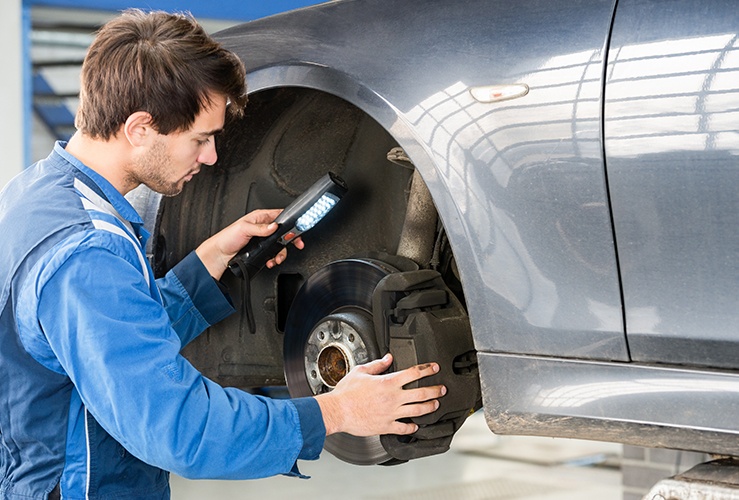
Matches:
[25,0,325,22]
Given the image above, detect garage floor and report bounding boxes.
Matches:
[170,411,623,499]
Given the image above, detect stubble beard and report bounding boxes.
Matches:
[130,139,188,197]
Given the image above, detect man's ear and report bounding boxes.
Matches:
[123,111,156,147]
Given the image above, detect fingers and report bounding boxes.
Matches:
[355,353,394,375]
[318,356,447,437]
[390,361,441,387]
[400,384,446,405]
[362,356,446,419]
[399,395,442,419]
[264,236,304,268]
[232,220,278,247]
[292,236,305,250]
[354,355,445,404]
[265,247,288,268]
[384,397,444,435]
[379,359,446,424]
[242,208,282,224]
[353,356,444,398]
[237,210,281,241]
[387,421,420,435]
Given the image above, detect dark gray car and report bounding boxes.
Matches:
[151,0,739,465]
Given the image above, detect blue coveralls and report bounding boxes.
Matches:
[0,142,325,499]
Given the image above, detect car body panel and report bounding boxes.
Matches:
[605,0,739,369]
[163,0,739,455]
[480,353,739,455]
[217,0,628,361]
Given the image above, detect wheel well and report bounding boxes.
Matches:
[154,87,463,388]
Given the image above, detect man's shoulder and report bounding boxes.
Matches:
[1,162,89,254]
[1,160,85,225]
[0,161,126,305]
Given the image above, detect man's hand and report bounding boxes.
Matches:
[314,353,447,437]
[195,209,304,280]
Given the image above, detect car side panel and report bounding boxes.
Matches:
[480,353,739,455]
[605,0,739,368]
[217,0,628,361]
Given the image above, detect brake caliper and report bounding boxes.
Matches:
[372,269,482,462]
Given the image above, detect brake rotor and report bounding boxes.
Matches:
[283,258,398,465]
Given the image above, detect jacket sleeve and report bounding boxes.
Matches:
[155,250,235,348]
[31,233,326,480]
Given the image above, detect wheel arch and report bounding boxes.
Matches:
[243,62,486,347]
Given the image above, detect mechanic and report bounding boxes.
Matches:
[0,9,445,500]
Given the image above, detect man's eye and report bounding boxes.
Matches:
[196,137,211,146]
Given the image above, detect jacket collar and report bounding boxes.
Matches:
[52,141,145,227]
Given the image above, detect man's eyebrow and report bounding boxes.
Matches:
[196,128,224,137]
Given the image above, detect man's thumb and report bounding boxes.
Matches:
[248,221,278,238]
[361,353,393,375]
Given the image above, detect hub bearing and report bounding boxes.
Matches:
[304,312,374,392]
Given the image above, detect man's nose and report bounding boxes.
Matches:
[199,140,218,166]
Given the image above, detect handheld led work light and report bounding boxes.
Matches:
[229,172,348,280]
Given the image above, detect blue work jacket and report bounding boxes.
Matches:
[0,142,325,499]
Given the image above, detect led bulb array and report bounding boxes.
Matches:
[296,193,339,232]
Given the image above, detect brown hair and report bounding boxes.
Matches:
[75,9,247,140]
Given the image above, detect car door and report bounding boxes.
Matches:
[604,0,739,368]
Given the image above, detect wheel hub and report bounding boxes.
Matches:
[305,312,373,392]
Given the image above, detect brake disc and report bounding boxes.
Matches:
[283,258,399,465]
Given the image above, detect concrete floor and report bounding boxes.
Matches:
[170,411,623,499]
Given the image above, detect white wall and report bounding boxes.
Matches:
[0,0,24,189]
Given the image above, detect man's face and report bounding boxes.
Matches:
[134,94,227,197]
